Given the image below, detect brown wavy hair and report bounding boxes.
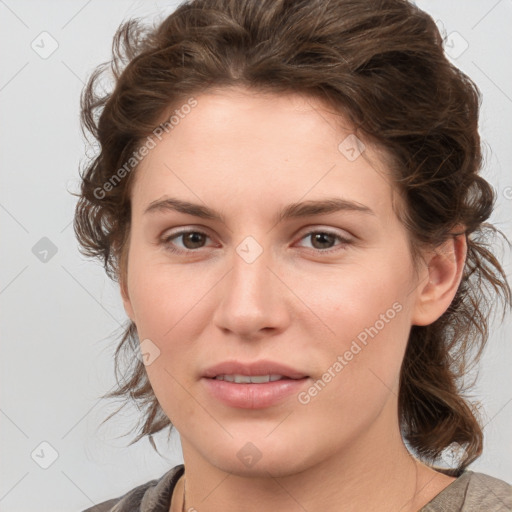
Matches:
[73,0,511,471]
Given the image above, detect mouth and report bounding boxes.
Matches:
[202,359,309,380]
[201,360,310,409]
[211,374,302,383]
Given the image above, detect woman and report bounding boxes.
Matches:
[75,0,512,510]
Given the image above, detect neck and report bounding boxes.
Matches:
[173,405,447,512]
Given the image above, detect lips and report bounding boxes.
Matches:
[201,360,311,408]
[202,359,308,380]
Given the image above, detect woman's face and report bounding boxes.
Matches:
[121,87,432,476]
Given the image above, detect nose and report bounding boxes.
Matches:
[212,244,290,341]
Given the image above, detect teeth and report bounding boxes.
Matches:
[214,374,285,383]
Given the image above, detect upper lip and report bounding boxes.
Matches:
[202,360,309,380]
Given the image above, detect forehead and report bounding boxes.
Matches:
[155,87,355,153]
[132,87,398,222]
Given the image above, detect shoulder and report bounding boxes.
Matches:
[81,464,185,512]
[421,470,512,511]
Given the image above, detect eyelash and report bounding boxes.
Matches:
[160,228,353,256]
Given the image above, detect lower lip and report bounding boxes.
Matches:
[202,377,310,409]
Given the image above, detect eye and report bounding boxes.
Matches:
[160,228,353,255]
[161,229,213,254]
[295,230,352,253]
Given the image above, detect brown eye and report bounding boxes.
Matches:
[296,230,352,253]
[161,230,211,254]
[309,232,337,250]
[180,232,207,249]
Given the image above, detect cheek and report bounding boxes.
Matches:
[126,259,211,416]
[308,259,412,399]
[127,254,211,340]
[316,257,411,340]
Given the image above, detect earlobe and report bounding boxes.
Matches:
[411,232,467,327]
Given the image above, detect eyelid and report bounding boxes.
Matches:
[294,228,353,252]
[296,225,353,240]
[160,227,217,248]
[161,224,353,241]
[160,225,354,255]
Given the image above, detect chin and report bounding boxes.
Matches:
[201,435,321,479]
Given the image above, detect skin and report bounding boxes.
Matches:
[121,86,466,512]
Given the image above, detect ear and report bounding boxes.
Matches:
[411,231,467,326]
[120,273,136,323]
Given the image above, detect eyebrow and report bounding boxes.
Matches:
[143,196,375,224]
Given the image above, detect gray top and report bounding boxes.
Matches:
[82,465,512,511]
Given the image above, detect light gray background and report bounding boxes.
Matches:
[0,1,511,510]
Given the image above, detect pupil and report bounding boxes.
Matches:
[184,232,204,249]
[313,233,333,249]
